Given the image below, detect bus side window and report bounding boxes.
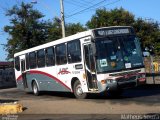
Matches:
[56,43,67,65]
[15,56,20,71]
[29,52,37,69]
[37,49,45,68]
[26,53,29,70]
[45,47,55,66]
[67,40,81,63]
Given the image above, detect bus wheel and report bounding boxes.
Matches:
[32,81,40,96]
[73,80,87,99]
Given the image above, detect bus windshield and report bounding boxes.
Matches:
[95,35,144,73]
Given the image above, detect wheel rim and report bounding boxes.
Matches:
[76,84,83,96]
[33,84,37,94]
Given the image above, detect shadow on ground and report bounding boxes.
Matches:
[0,99,18,103]
[40,84,160,100]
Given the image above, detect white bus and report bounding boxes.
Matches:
[14,26,146,99]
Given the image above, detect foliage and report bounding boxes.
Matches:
[86,7,135,28]
[4,4,160,59]
[65,23,87,36]
[4,3,86,59]
[4,2,47,59]
[86,8,160,56]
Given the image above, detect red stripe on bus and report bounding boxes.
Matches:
[16,70,71,91]
[17,75,22,81]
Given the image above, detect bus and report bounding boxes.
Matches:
[14,26,146,99]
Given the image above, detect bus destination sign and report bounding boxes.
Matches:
[94,28,131,37]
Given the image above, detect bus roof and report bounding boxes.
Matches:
[14,29,92,57]
[14,26,132,57]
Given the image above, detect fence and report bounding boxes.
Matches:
[144,57,160,73]
[0,68,16,88]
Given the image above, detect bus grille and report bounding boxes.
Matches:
[109,70,141,77]
[118,76,137,82]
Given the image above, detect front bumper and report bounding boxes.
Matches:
[106,80,137,91]
[105,77,146,92]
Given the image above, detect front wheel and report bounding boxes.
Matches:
[73,80,87,99]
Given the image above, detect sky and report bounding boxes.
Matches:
[0,0,160,61]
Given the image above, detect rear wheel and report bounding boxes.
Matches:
[32,81,40,96]
[73,80,87,99]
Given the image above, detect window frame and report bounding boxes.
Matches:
[37,49,45,68]
[29,51,37,69]
[14,56,20,71]
[45,47,55,67]
[25,53,29,70]
[67,39,82,64]
[55,43,67,65]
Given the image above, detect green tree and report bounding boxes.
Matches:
[46,17,62,42]
[66,23,87,36]
[4,2,47,59]
[86,8,160,56]
[46,19,86,42]
[4,1,86,60]
[133,18,160,55]
[86,7,135,28]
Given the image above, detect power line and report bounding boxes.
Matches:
[66,0,121,19]
[65,0,100,15]
[64,0,85,8]
[72,0,89,6]
[65,0,107,18]
[81,0,95,5]
[88,0,121,12]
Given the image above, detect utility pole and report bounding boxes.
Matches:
[60,0,66,38]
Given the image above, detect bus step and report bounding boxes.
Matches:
[89,88,98,91]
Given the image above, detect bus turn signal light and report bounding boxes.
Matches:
[101,80,106,84]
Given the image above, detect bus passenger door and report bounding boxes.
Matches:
[83,44,98,90]
[20,58,28,89]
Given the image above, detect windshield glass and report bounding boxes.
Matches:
[95,35,144,73]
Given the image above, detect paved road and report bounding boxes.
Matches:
[0,84,160,120]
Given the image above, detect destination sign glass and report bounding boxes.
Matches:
[94,27,134,37]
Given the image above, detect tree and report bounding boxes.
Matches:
[86,8,160,56]
[4,2,47,59]
[86,7,135,28]
[4,2,87,60]
[133,18,160,55]
[65,23,87,36]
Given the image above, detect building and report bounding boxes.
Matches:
[0,61,16,88]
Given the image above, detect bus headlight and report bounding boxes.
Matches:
[106,79,116,84]
[101,79,116,84]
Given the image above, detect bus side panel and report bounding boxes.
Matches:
[26,68,71,92]
[15,69,24,90]
[65,63,89,92]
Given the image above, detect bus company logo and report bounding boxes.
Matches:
[58,68,71,75]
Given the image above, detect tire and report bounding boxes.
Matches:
[73,80,87,99]
[32,81,40,96]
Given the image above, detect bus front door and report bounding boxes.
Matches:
[20,59,28,89]
[83,44,98,91]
